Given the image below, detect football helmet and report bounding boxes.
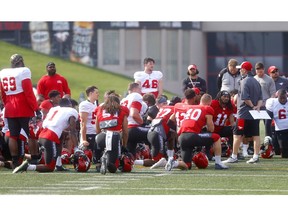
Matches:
[84,149,93,161]
[119,152,134,172]
[73,150,91,172]
[260,136,274,159]
[260,143,274,159]
[209,137,231,158]
[135,143,151,160]
[221,138,231,158]
[10,54,24,67]
[61,149,72,164]
[264,136,273,146]
[192,152,209,169]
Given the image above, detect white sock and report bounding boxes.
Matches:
[56,156,62,166]
[214,155,221,164]
[231,153,237,159]
[27,164,36,171]
[253,154,259,159]
[166,150,174,158]
[242,144,248,153]
[133,160,144,165]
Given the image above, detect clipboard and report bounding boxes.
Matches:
[249,110,271,120]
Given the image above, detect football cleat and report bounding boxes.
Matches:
[100,152,107,175]
[246,157,259,164]
[165,157,175,171]
[215,163,229,170]
[13,160,29,174]
[150,158,167,169]
[222,157,238,163]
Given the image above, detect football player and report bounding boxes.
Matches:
[13,98,79,173]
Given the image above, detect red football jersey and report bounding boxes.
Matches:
[175,103,214,135]
[95,105,129,131]
[154,105,174,135]
[210,100,235,133]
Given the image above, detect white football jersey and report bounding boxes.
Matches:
[0,67,31,95]
[134,70,163,94]
[266,97,288,131]
[79,100,97,135]
[42,106,79,138]
[121,92,146,126]
[1,108,8,133]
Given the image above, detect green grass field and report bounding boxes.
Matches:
[0,41,174,102]
[1,154,288,195]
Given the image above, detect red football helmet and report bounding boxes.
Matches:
[221,142,231,158]
[84,149,93,161]
[209,137,231,158]
[192,152,209,169]
[119,152,134,172]
[260,136,274,159]
[135,143,151,160]
[61,149,72,164]
[260,144,274,159]
[73,150,91,172]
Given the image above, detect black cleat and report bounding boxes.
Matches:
[55,165,69,172]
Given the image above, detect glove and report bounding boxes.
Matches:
[264,136,272,146]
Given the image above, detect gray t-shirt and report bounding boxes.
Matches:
[254,74,276,106]
[237,73,263,119]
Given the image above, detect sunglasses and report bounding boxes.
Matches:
[271,70,279,74]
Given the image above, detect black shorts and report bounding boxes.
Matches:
[7,117,30,138]
[233,118,260,136]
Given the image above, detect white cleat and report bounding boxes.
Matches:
[150,158,167,169]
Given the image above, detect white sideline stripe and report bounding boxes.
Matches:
[63,180,127,183]
[45,183,108,186]
[80,187,101,190]
[12,190,74,194]
[98,187,288,192]
[3,171,288,178]
[88,175,154,178]
[187,173,288,177]
[80,177,148,180]
[65,179,135,182]
[2,186,100,189]
[10,187,288,193]
[155,173,169,176]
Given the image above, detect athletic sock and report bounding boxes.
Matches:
[166,150,174,158]
[56,156,62,166]
[253,154,259,159]
[214,155,221,164]
[231,153,237,159]
[27,164,36,171]
[133,160,144,165]
[242,144,249,154]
